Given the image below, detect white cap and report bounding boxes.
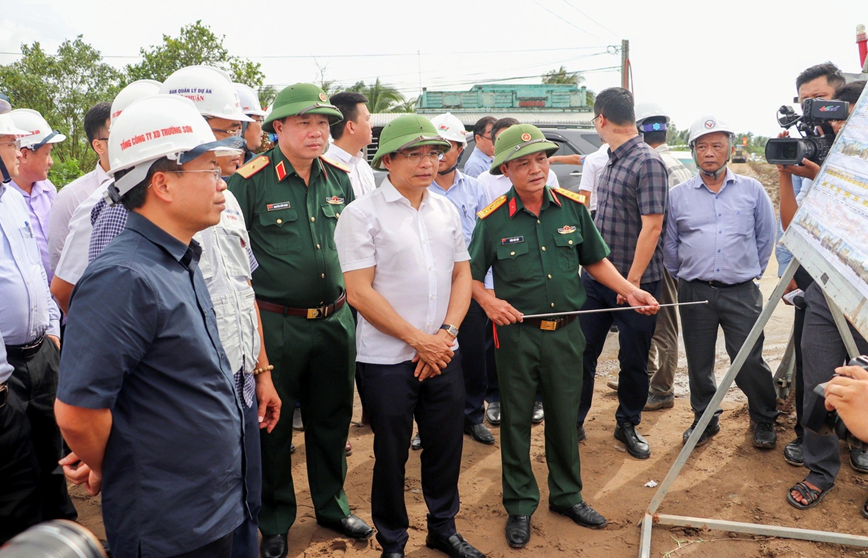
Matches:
[112,80,162,122]
[635,103,669,126]
[108,95,243,200]
[688,115,735,146]
[234,83,266,116]
[430,112,468,145]
[160,66,252,122]
[10,109,66,150]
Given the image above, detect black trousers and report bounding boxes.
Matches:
[458,300,488,425]
[359,356,465,553]
[0,340,76,544]
[151,533,232,558]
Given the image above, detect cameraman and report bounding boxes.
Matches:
[825,365,868,445]
[782,79,868,513]
[775,64,849,467]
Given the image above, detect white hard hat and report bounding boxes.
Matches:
[688,115,735,146]
[107,95,244,200]
[10,109,66,150]
[0,93,10,115]
[112,80,162,122]
[234,83,266,117]
[0,113,29,137]
[430,112,467,145]
[635,103,669,126]
[160,66,252,122]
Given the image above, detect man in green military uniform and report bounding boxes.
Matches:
[468,124,659,548]
[227,83,373,558]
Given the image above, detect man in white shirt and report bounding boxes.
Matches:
[328,92,376,198]
[47,102,112,275]
[334,115,483,558]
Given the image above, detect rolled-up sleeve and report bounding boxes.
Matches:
[57,265,157,409]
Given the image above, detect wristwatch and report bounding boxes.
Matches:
[440,324,459,338]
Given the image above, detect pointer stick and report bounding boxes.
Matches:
[520,300,709,320]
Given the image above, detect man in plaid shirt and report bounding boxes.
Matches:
[575,88,668,460]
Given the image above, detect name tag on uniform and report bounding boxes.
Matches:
[267,201,291,211]
[501,236,524,245]
[558,225,577,234]
[325,196,345,205]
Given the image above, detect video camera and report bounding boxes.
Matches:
[803,356,868,446]
[764,98,849,166]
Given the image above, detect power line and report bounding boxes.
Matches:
[559,0,620,38]
[532,0,603,41]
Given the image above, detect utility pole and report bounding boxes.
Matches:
[620,39,630,90]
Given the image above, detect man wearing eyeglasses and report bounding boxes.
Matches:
[47,102,112,278]
[235,83,267,163]
[463,116,496,178]
[0,100,75,544]
[227,83,372,558]
[335,114,483,558]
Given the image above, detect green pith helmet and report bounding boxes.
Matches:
[489,123,559,175]
[263,83,343,133]
[371,115,451,170]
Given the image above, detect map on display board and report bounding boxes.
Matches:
[782,85,868,337]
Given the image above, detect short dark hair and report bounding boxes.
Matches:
[473,116,496,140]
[834,80,866,105]
[640,116,667,145]
[491,117,519,142]
[330,92,369,140]
[593,87,635,126]
[796,62,845,93]
[119,157,181,211]
[84,102,111,148]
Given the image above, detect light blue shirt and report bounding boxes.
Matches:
[463,148,494,178]
[0,184,60,383]
[775,175,808,276]
[428,171,487,247]
[664,168,775,285]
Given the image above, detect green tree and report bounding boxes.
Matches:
[542,65,584,85]
[388,96,417,113]
[127,21,265,89]
[336,79,404,113]
[0,37,123,185]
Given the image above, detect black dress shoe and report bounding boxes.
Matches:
[505,515,531,548]
[614,422,650,459]
[260,533,288,558]
[486,402,501,426]
[411,433,422,451]
[380,553,405,558]
[549,501,608,529]
[850,443,868,473]
[682,415,720,447]
[531,401,544,424]
[465,423,495,445]
[425,532,485,558]
[319,513,374,540]
[784,437,804,466]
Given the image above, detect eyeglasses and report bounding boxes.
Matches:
[395,150,444,163]
[172,168,222,182]
[479,135,492,141]
[249,116,264,123]
[0,141,20,149]
[591,114,602,125]
[96,137,110,142]
[210,126,243,137]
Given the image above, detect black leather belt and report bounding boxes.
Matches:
[5,334,44,360]
[257,291,347,319]
[704,280,751,289]
[522,315,578,331]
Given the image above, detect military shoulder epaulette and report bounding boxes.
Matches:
[321,156,350,173]
[477,195,507,219]
[236,155,270,179]
[554,187,586,205]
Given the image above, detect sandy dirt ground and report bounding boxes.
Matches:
[73,164,868,557]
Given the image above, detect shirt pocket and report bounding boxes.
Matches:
[553,230,583,273]
[258,208,299,254]
[216,229,251,280]
[320,203,343,249]
[495,242,530,282]
[19,225,41,265]
[726,208,754,237]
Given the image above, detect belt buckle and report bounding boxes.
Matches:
[306,308,321,319]
[540,320,558,331]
